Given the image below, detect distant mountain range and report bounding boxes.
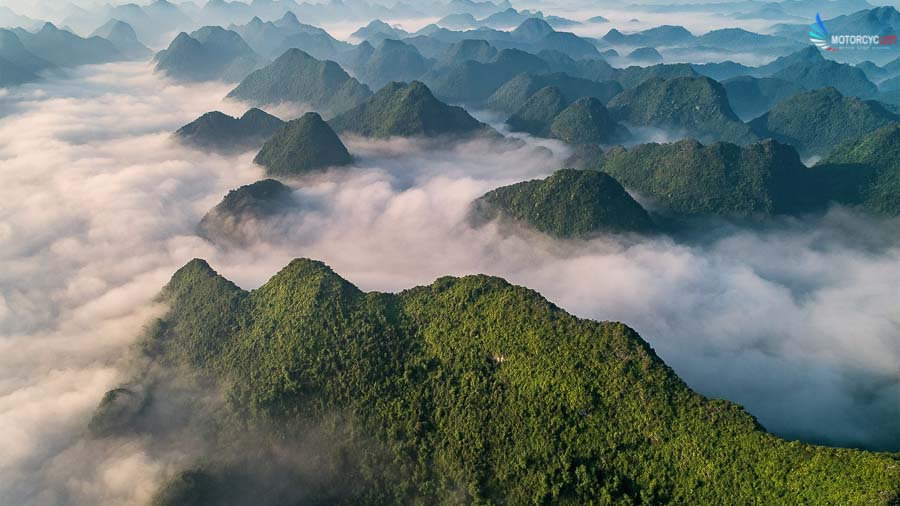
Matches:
[229,12,352,61]
[12,22,121,67]
[226,49,372,116]
[633,0,872,20]
[626,47,662,63]
[0,5,40,31]
[45,0,517,46]
[59,0,193,46]
[598,24,801,62]
[0,28,53,86]
[437,38,497,66]
[154,26,267,82]
[772,6,900,44]
[3,1,897,223]
[8,7,882,172]
[411,18,601,61]
[421,47,552,104]
[354,39,432,91]
[351,19,411,44]
[0,22,138,87]
[89,19,151,60]
[435,7,579,32]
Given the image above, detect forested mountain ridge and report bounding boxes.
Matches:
[92,258,900,505]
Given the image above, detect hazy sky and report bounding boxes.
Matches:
[2,0,898,43]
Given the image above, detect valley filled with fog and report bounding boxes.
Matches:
[1,0,899,504]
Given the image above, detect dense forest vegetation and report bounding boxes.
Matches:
[254,111,352,174]
[90,259,900,505]
[470,169,655,237]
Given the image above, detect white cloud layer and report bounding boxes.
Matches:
[0,61,898,504]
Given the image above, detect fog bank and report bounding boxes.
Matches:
[1,61,898,504]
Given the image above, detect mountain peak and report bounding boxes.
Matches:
[168,31,198,48]
[607,75,754,144]
[365,19,392,29]
[275,47,313,64]
[799,45,825,59]
[272,258,344,283]
[507,85,568,135]
[550,97,627,145]
[404,79,431,94]
[107,249,900,502]
[868,5,900,18]
[329,81,488,138]
[817,122,900,214]
[226,48,372,114]
[471,168,656,237]
[255,257,363,307]
[254,112,352,175]
[155,27,262,82]
[600,138,819,216]
[197,110,230,122]
[762,45,825,69]
[197,179,297,245]
[163,258,236,298]
[603,28,624,41]
[277,10,300,27]
[240,107,271,121]
[175,108,284,153]
[190,25,233,42]
[89,18,146,58]
[378,38,405,48]
[750,86,897,157]
[439,39,498,65]
[647,24,692,36]
[512,17,555,41]
[179,258,215,275]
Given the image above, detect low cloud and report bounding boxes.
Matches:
[0,62,260,504]
[1,60,898,505]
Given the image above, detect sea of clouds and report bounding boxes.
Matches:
[0,61,898,504]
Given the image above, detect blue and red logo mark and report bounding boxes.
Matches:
[809,14,835,51]
[810,13,897,51]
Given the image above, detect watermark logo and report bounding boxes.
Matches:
[809,12,897,51]
[809,13,835,51]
